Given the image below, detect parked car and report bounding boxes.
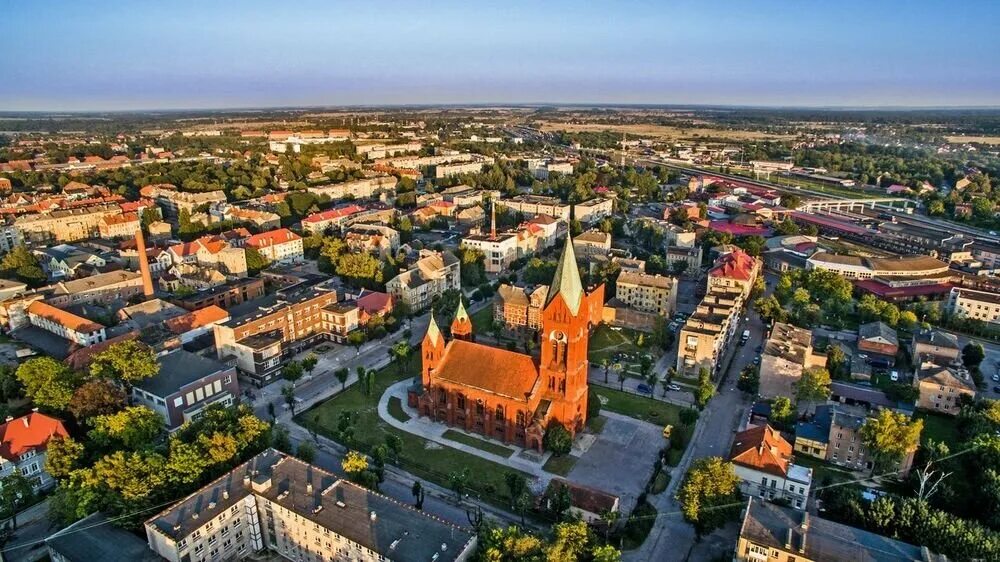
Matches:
[636,384,653,395]
[667,383,681,392]
[890,371,899,382]
[992,373,999,382]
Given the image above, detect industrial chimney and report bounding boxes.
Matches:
[135,228,155,298]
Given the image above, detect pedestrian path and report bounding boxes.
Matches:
[377,380,553,484]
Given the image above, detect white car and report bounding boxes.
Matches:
[890,371,899,382]
[992,373,999,382]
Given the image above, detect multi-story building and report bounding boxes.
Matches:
[26,300,106,346]
[97,212,141,239]
[947,286,1000,324]
[707,247,761,299]
[385,250,460,312]
[734,498,934,562]
[806,251,950,281]
[344,224,399,258]
[306,176,397,201]
[614,272,678,316]
[0,224,23,255]
[320,301,360,343]
[676,287,743,377]
[461,232,519,274]
[167,235,249,278]
[795,404,916,475]
[132,350,240,430]
[301,205,366,235]
[435,160,485,178]
[141,184,228,223]
[665,245,702,273]
[730,425,812,510]
[245,228,303,265]
[572,229,611,259]
[45,270,147,308]
[210,204,281,231]
[494,283,548,331]
[14,203,124,244]
[170,277,266,312]
[213,281,339,385]
[145,450,476,562]
[914,360,977,415]
[758,323,822,400]
[0,412,70,490]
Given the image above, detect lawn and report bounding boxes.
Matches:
[915,411,961,446]
[470,305,495,333]
[387,397,410,423]
[792,454,853,487]
[592,386,683,426]
[297,353,531,507]
[588,324,647,366]
[542,454,578,476]
[442,429,514,458]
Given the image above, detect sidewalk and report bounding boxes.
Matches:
[377,380,553,482]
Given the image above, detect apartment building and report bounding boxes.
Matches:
[213,282,339,385]
[26,301,106,346]
[245,228,303,265]
[730,425,812,510]
[306,176,397,201]
[435,160,485,178]
[141,184,228,222]
[676,287,743,376]
[358,141,422,159]
[145,450,476,562]
[573,229,611,259]
[947,286,1000,324]
[211,204,281,231]
[795,404,916,475]
[385,250,460,312]
[0,412,70,491]
[734,498,934,562]
[914,360,977,415]
[301,205,366,235]
[344,224,399,257]
[321,301,360,343]
[14,203,124,243]
[665,245,702,273]
[461,232,519,274]
[171,277,266,312]
[97,212,141,239]
[532,160,574,179]
[758,323,822,399]
[440,185,501,208]
[0,225,23,255]
[707,247,761,299]
[493,283,548,331]
[615,272,678,316]
[132,350,239,430]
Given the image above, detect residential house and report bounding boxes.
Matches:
[542,479,619,525]
[572,230,611,259]
[0,412,70,490]
[132,350,239,430]
[245,228,303,265]
[857,321,899,359]
[730,425,812,510]
[385,250,461,312]
[914,360,976,415]
[97,212,141,239]
[758,323,822,400]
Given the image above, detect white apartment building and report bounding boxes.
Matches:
[947,286,1000,324]
[26,300,106,346]
[245,229,303,265]
[385,250,461,311]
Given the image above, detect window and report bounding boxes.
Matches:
[174,396,184,407]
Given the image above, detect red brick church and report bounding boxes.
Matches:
[410,237,604,451]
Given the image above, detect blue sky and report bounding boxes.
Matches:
[1,1,998,111]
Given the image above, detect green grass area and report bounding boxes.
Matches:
[386,397,410,423]
[592,386,683,426]
[665,448,684,467]
[622,500,657,550]
[587,415,608,433]
[650,471,670,494]
[442,429,514,458]
[792,454,853,486]
[915,411,961,446]
[588,324,650,366]
[297,353,531,507]
[470,305,495,333]
[543,454,578,476]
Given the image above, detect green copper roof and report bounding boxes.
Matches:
[546,235,584,315]
[425,313,441,345]
[454,299,469,323]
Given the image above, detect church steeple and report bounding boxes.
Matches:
[450,299,473,341]
[421,314,445,385]
[545,235,584,315]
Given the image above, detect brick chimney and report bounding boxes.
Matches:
[135,228,155,297]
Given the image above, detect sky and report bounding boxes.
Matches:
[2,0,999,111]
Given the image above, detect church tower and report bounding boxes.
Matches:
[421,314,445,387]
[539,236,591,433]
[450,300,473,341]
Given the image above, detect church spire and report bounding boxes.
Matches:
[450,299,473,341]
[424,313,441,346]
[546,235,584,315]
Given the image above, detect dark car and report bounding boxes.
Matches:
[636,384,653,395]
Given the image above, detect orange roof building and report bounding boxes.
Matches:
[707,247,761,298]
[0,412,70,488]
[411,237,604,451]
[729,424,813,510]
[26,300,106,346]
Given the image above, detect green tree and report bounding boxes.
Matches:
[0,245,46,287]
[826,344,848,380]
[16,357,79,411]
[244,247,270,274]
[282,360,304,383]
[963,342,986,369]
[89,340,159,384]
[90,406,164,450]
[795,367,831,409]
[281,385,297,415]
[859,409,923,473]
[505,472,527,508]
[695,367,715,409]
[770,397,796,429]
[0,472,34,528]
[68,379,126,421]
[678,457,742,536]
[44,436,84,480]
[296,441,316,463]
[544,421,573,456]
[301,353,319,376]
[334,367,349,392]
[347,330,365,353]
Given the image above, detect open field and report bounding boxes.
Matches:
[592,386,684,426]
[538,121,798,141]
[946,135,1000,145]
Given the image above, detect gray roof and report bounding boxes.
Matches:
[146,450,475,562]
[46,512,160,562]
[795,404,833,444]
[135,349,230,397]
[859,321,898,347]
[740,498,927,562]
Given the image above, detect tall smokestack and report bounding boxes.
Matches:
[135,228,154,298]
[490,199,496,241]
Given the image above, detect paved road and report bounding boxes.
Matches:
[1,498,54,562]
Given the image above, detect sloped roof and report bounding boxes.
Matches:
[546,236,584,315]
[26,301,103,334]
[246,228,301,248]
[0,412,69,461]
[709,247,757,281]
[166,305,230,334]
[729,424,792,478]
[858,321,898,346]
[435,340,539,401]
[356,291,393,314]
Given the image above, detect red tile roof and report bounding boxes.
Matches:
[435,340,539,401]
[356,291,393,315]
[709,248,757,281]
[245,228,301,248]
[302,205,365,224]
[166,305,229,334]
[27,301,103,334]
[729,424,792,478]
[65,331,140,370]
[0,412,69,461]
